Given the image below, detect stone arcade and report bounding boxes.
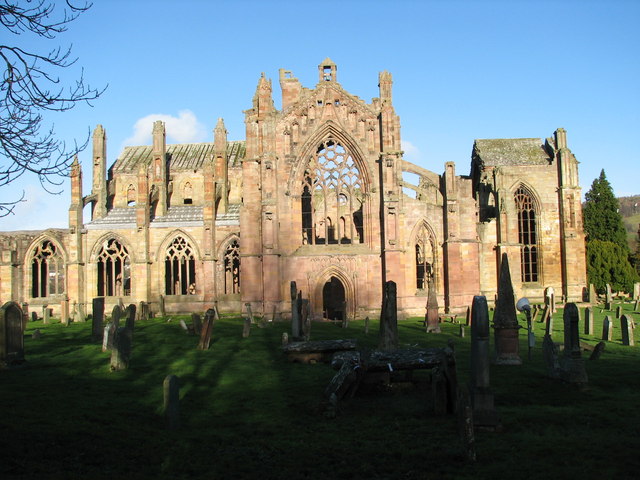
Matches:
[0,60,587,319]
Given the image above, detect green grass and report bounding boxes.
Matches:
[2,304,640,479]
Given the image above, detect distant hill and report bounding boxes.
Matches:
[618,195,640,251]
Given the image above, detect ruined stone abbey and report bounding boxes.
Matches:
[0,59,587,320]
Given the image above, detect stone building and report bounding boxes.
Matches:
[0,59,587,320]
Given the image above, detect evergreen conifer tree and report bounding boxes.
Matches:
[583,169,638,292]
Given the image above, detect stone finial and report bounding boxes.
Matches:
[378,70,393,101]
[214,117,227,155]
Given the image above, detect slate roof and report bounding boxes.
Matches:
[86,205,205,229]
[472,138,551,168]
[112,141,246,174]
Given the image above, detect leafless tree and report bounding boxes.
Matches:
[0,0,105,216]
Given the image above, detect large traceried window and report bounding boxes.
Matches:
[515,186,538,283]
[301,140,364,245]
[97,239,131,296]
[31,240,64,298]
[223,239,240,295]
[165,236,196,295]
[415,225,435,290]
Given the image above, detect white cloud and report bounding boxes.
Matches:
[123,110,208,147]
[401,139,421,163]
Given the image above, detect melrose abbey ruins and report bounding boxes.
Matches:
[0,59,587,320]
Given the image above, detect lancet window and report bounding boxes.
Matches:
[165,236,196,295]
[415,225,435,290]
[515,186,538,282]
[97,239,130,296]
[31,240,64,298]
[301,140,364,245]
[223,239,240,295]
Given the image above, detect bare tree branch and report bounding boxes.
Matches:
[0,0,106,217]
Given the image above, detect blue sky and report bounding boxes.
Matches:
[2,0,638,230]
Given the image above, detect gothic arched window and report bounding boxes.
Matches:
[415,225,435,290]
[127,184,136,206]
[165,236,196,295]
[223,239,240,294]
[183,182,193,205]
[97,239,130,296]
[301,140,364,245]
[31,240,64,298]
[515,186,538,282]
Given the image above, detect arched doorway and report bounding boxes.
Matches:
[323,276,346,320]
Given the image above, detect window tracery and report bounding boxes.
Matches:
[223,239,240,294]
[97,239,130,296]
[31,240,64,298]
[301,140,364,245]
[165,236,196,295]
[515,186,538,282]
[415,225,435,290]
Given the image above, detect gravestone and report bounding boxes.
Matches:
[602,316,613,341]
[92,298,105,341]
[469,296,500,429]
[635,299,640,312]
[545,287,556,314]
[31,311,38,322]
[539,305,550,325]
[198,309,214,350]
[158,294,166,318]
[290,281,301,338]
[531,304,540,323]
[364,316,369,335]
[102,322,117,352]
[244,303,255,325]
[545,310,554,337]
[21,303,29,330]
[163,375,180,430]
[136,301,150,322]
[492,253,521,365]
[61,298,69,325]
[616,306,622,319]
[634,282,640,301]
[425,280,440,333]
[242,317,251,338]
[589,284,597,304]
[301,299,311,341]
[379,281,399,351]
[179,319,193,335]
[584,307,593,335]
[110,326,132,371]
[590,341,606,360]
[43,305,50,324]
[191,313,202,335]
[125,304,136,332]
[559,303,588,384]
[621,315,635,346]
[74,303,85,323]
[459,324,465,338]
[465,306,471,326]
[111,305,122,327]
[32,328,42,340]
[282,332,288,346]
[605,284,613,310]
[0,302,25,366]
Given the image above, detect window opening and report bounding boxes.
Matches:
[165,236,196,295]
[223,239,240,294]
[515,187,538,282]
[31,240,64,297]
[97,239,130,296]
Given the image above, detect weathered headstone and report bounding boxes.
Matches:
[492,253,521,365]
[425,280,440,333]
[281,332,289,346]
[136,301,150,322]
[20,302,29,330]
[364,316,369,335]
[0,302,25,366]
[602,316,613,341]
[290,281,300,338]
[457,394,476,462]
[158,294,166,318]
[590,341,606,360]
[92,297,105,341]
[379,281,399,351]
[605,284,613,310]
[197,309,214,350]
[616,305,622,319]
[31,311,38,323]
[301,299,311,341]
[469,296,500,429]
[559,303,588,384]
[539,305,550,325]
[125,304,136,332]
[545,286,556,314]
[102,323,113,352]
[531,304,540,323]
[584,307,593,335]
[73,303,85,323]
[191,313,202,335]
[32,328,42,340]
[621,315,635,346]
[635,299,640,312]
[61,298,69,325]
[459,324,465,338]
[179,319,192,335]
[43,305,50,324]
[242,316,251,338]
[111,305,122,327]
[110,326,132,371]
[634,282,640,301]
[244,303,255,325]
[465,306,471,326]
[163,375,180,430]
[589,284,598,304]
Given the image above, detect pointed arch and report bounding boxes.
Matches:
[160,232,198,295]
[410,220,439,291]
[91,234,132,297]
[26,235,67,298]
[217,234,241,295]
[513,183,540,283]
[312,266,356,320]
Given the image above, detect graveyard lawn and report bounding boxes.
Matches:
[1,306,640,479]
